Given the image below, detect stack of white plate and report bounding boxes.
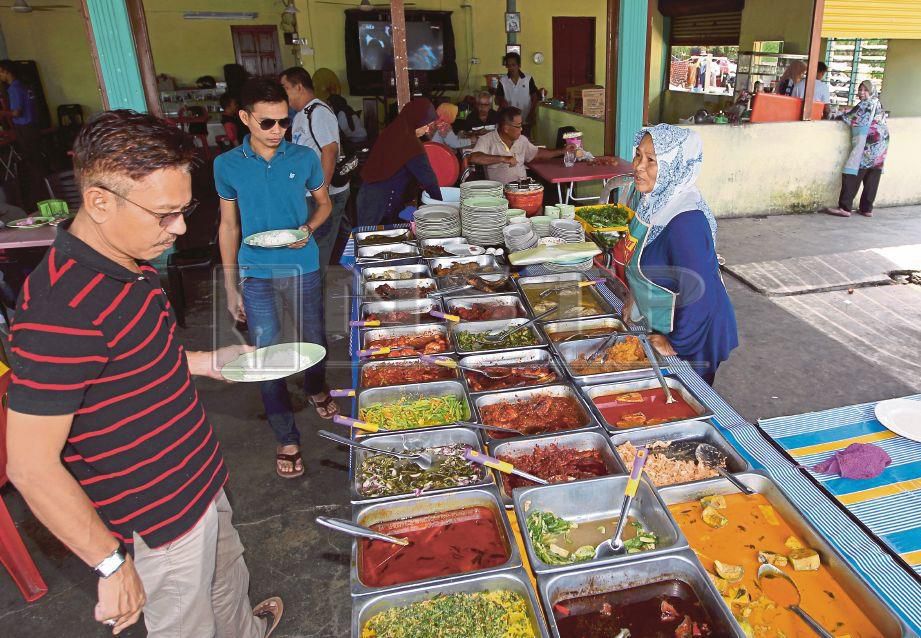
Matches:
[558,204,576,220]
[550,219,585,243]
[530,216,552,238]
[544,205,561,220]
[414,205,462,240]
[460,180,504,200]
[461,196,508,246]
[506,208,527,223]
[544,256,595,273]
[503,222,538,252]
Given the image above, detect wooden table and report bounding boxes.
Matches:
[527,156,634,205]
[0,225,57,251]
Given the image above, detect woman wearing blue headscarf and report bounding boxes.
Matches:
[622,124,738,384]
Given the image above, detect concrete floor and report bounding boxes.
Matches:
[1,206,919,637]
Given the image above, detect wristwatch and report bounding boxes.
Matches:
[93,542,127,578]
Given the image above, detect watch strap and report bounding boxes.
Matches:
[93,542,127,578]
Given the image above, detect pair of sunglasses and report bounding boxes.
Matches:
[250,115,291,131]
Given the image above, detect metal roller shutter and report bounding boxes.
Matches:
[670,11,742,46]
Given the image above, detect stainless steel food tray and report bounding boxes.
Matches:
[360,264,431,285]
[356,242,419,266]
[443,293,528,322]
[350,487,520,596]
[360,324,449,360]
[349,426,493,505]
[472,384,596,441]
[556,334,654,385]
[488,430,625,506]
[357,356,459,391]
[359,298,443,326]
[352,569,551,637]
[538,550,746,638]
[512,474,685,574]
[541,315,629,346]
[580,375,713,433]
[607,419,750,488]
[657,473,910,637]
[437,272,515,297]
[428,253,500,275]
[361,277,436,302]
[354,228,412,248]
[516,272,616,321]
[458,348,562,396]
[450,317,546,356]
[356,380,471,438]
[419,236,467,258]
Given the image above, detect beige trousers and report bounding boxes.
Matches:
[132,490,267,638]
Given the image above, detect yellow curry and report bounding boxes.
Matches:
[669,493,879,638]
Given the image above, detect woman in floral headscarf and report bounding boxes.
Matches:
[622,124,738,384]
[826,80,890,218]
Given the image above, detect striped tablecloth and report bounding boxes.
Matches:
[759,398,921,577]
[343,228,921,634]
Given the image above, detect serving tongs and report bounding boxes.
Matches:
[478,306,558,343]
[463,448,548,485]
[450,421,522,436]
[315,516,409,547]
[637,334,676,404]
[419,354,550,381]
[538,278,605,299]
[595,446,649,558]
[317,429,434,470]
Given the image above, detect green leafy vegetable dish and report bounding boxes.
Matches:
[356,444,483,498]
[456,328,539,352]
[525,510,659,565]
[359,395,469,431]
[578,204,631,229]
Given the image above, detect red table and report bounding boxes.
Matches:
[527,156,634,205]
[0,224,57,250]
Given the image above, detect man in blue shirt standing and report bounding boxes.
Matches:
[215,77,340,480]
[0,60,44,210]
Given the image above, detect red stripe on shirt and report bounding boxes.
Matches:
[107,288,161,348]
[48,249,76,286]
[136,462,226,536]
[93,436,218,508]
[94,283,132,326]
[107,444,222,525]
[12,322,103,337]
[76,351,185,415]
[69,273,105,308]
[11,373,89,391]
[21,277,30,311]
[11,346,109,365]
[114,311,168,361]
[89,323,176,385]
[68,379,196,446]
[79,412,207,486]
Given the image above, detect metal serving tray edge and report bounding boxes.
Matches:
[656,472,910,638]
[359,264,431,285]
[355,380,471,439]
[516,272,616,322]
[360,324,450,360]
[472,384,597,441]
[348,426,493,505]
[450,317,547,356]
[556,334,654,385]
[458,348,563,396]
[361,277,436,302]
[352,568,550,638]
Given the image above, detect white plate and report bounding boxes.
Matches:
[243,229,308,248]
[221,342,326,382]
[875,398,921,442]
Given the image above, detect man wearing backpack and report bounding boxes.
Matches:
[280,67,350,272]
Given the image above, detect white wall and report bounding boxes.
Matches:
[690,118,921,217]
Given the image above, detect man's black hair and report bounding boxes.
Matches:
[817,61,828,74]
[239,77,288,112]
[0,59,18,79]
[497,106,522,125]
[280,66,314,91]
[503,52,522,66]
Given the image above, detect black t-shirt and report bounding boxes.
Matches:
[459,108,500,132]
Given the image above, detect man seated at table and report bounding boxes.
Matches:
[467,106,564,184]
[459,91,499,134]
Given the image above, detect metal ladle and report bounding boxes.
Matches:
[479,306,558,343]
[695,443,754,495]
[756,563,834,638]
[595,446,649,559]
[317,430,434,470]
[451,421,523,436]
[315,516,409,547]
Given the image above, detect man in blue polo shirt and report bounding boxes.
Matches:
[215,77,339,480]
[0,59,44,209]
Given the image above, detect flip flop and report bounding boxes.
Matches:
[254,596,284,638]
[276,450,304,479]
[308,393,340,420]
[825,207,851,217]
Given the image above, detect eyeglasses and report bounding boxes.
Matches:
[99,186,198,228]
[504,122,523,129]
[249,114,292,130]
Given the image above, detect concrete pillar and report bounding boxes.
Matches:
[614,0,647,159]
[83,0,147,112]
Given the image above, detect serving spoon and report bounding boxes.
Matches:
[595,446,649,558]
[317,429,434,470]
[695,443,754,494]
[756,564,834,638]
[479,306,558,343]
[315,516,409,547]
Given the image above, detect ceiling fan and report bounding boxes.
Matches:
[316,0,417,10]
[2,0,73,12]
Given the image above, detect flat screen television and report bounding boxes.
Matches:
[345,9,459,95]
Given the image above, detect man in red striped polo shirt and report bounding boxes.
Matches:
[5,111,282,637]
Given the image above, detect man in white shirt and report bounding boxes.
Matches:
[467,107,564,184]
[281,67,350,271]
[496,52,540,127]
[792,61,831,104]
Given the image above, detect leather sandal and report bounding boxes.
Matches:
[254,596,284,638]
[308,393,340,419]
[276,450,304,479]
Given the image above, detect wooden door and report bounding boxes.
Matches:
[552,17,596,99]
[231,26,283,77]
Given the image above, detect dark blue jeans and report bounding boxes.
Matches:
[241,271,327,446]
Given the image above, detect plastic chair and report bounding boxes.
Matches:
[166,213,219,328]
[177,107,212,161]
[44,170,82,212]
[0,365,49,602]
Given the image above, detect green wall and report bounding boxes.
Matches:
[883,39,921,117]
[0,9,103,121]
